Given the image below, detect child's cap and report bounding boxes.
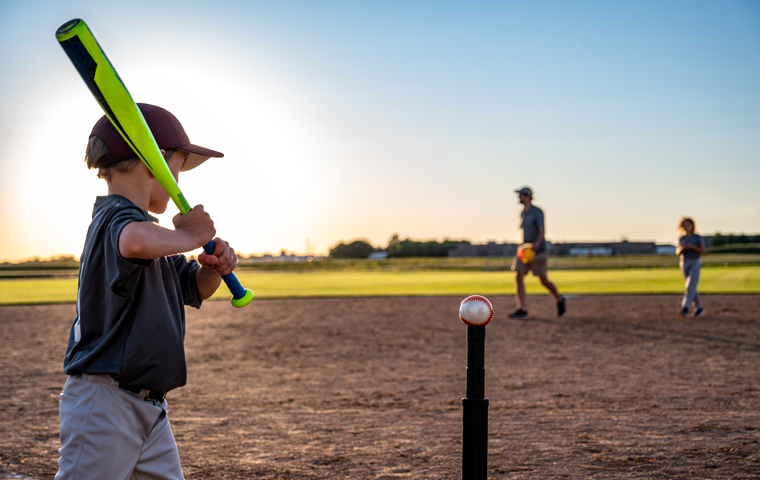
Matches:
[90,103,223,171]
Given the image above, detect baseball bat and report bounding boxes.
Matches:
[56,19,253,308]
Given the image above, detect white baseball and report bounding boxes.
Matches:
[459,295,493,326]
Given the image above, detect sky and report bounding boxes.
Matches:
[0,0,758,260]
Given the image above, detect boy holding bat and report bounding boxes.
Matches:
[56,104,238,480]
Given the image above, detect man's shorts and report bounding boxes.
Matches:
[512,251,549,277]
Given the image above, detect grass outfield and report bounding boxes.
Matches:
[0,266,758,305]
[3,253,760,277]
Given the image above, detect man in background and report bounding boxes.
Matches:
[508,187,566,319]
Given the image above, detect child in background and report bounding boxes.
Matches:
[676,217,706,318]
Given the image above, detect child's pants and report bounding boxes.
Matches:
[55,374,184,480]
[680,258,702,311]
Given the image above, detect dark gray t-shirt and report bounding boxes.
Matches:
[520,205,546,254]
[64,195,202,393]
[680,234,705,261]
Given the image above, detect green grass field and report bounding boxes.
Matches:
[0,266,758,305]
[3,253,760,276]
[234,253,760,271]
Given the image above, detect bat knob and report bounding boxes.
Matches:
[231,288,254,308]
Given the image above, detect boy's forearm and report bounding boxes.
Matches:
[120,221,201,259]
[196,266,222,300]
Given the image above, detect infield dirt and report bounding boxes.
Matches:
[1,294,759,479]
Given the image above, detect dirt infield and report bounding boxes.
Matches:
[1,294,759,479]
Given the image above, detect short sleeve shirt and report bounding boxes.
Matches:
[680,234,705,261]
[520,205,546,254]
[63,195,202,393]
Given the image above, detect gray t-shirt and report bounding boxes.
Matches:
[63,195,202,393]
[680,234,705,261]
[520,205,546,254]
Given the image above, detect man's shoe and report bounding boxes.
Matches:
[679,308,690,318]
[694,308,705,318]
[508,308,529,319]
[557,296,567,317]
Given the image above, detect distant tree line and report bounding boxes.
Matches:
[711,233,760,247]
[386,234,462,257]
[708,233,760,255]
[329,232,760,259]
[328,234,467,259]
[328,240,376,259]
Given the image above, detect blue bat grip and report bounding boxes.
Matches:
[203,240,251,304]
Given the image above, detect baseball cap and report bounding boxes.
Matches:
[514,187,533,196]
[89,103,223,171]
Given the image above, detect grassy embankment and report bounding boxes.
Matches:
[4,253,760,277]
[1,264,758,305]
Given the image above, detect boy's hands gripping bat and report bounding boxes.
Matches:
[56,19,253,308]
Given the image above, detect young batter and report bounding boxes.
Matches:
[56,104,239,480]
[676,216,706,318]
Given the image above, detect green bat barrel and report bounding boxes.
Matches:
[56,19,253,308]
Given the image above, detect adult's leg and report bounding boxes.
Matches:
[515,271,527,310]
[532,252,560,302]
[538,275,561,302]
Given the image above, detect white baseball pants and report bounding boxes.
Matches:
[55,374,184,480]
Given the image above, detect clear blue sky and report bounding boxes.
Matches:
[1,0,758,260]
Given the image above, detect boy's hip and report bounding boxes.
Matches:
[75,372,167,402]
[62,374,168,412]
[57,374,181,480]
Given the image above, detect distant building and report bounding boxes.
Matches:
[568,246,613,256]
[443,239,685,258]
[448,242,520,257]
[241,253,325,263]
[554,240,656,256]
[656,244,677,255]
[368,251,389,260]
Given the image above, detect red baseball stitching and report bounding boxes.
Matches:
[460,295,493,326]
